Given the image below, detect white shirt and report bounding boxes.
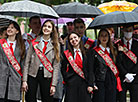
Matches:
[74,48,83,60]
[99,44,110,53]
[123,37,132,50]
[7,39,16,52]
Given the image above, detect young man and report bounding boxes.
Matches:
[61,22,74,40]
[73,18,96,49]
[22,16,41,51]
[115,25,138,102]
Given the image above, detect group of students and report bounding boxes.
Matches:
[0,15,137,102]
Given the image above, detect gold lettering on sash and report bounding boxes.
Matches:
[64,50,85,79]
[32,40,53,73]
[0,39,22,77]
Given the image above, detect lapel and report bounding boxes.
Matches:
[35,36,43,52]
[34,36,54,54]
[131,39,135,52]
[14,43,20,61]
[96,53,106,65]
[45,40,53,55]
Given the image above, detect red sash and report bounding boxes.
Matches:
[27,33,34,44]
[0,39,22,77]
[84,38,94,49]
[94,47,122,91]
[31,38,53,73]
[64,50,85,79]
[116,40,137,64]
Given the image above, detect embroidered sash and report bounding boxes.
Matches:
[116,40,137,64]
[64,50,85,79]
[31,39,53,73]
[27,33,34,44]
[84,38,94,49]
[94,47,122,91]
[0,39,22,77]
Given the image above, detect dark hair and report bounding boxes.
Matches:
[67,31,85,57]
[40,20,60,62]
[123,24,134,29]
[0,27,7,35]
[66,22,73,26]
[29,16,40,24]
[7,21,25,59]
[97,29,117,62]
[73,18,85,26]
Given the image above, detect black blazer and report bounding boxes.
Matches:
[116,38,138,83]
[61,51,87,84]
[86,47,116,87]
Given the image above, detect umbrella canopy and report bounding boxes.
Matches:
[88,11,138,29]
[0,15,15,28]
[98,1,138,14]
[53,2,103,18]
[133,7,138,13]
[0,0,59,18]
[41,18,75,25]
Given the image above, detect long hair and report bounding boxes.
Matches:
[40,20,60,62]
[67,32,85,57]
[97,29,117,62]
[7,21,25,59]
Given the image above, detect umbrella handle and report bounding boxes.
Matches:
[22,91,25,102]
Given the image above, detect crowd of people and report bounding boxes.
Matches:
[0,15,137,102]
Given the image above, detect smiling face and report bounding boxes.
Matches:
[69,33,81,48]
[7,24,19,36]
[99,30,109,46]
[42,21,53,36]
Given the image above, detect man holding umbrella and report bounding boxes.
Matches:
[115,25,138,102]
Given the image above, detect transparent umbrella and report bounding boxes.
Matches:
[0,15,15,28]
[0,0,59,18]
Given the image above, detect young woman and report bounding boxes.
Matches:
[87,29,122,102]
[0,21,25,102]
[22,20,60,102]
[61,32,92,102]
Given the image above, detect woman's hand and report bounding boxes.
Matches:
[118,45,124,51]
[22,81,28,92]
[87,86,93,93]
[50,86,56,96]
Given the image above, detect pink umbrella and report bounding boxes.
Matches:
[41,18,87,25]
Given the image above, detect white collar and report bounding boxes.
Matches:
[7,38,16,44]
[99,44,110,53]
[30,32,37,38]
[123,37,132,45]
[41,36,51,42]
[74,48,81,53]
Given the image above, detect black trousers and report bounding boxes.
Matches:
[0,99,19,102]
[25,69,53,102]
[118,83,138,102]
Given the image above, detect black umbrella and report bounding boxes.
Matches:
[0,0,59,18]
[53,2,103,18]
[88,11,138,29]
